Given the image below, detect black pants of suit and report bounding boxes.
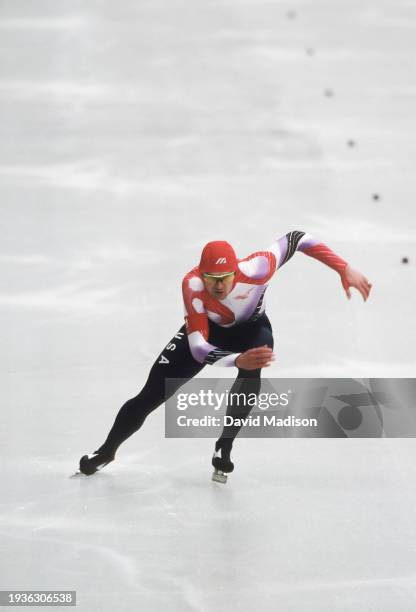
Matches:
[96,313,274,456]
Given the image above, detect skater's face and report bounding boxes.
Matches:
[202,272,235,300]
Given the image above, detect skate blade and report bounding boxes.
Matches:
[69,469,86,478]
[212,469,227,484]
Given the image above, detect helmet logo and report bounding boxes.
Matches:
[215,257,227,264]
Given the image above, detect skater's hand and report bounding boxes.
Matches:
[235,345,275,370]
[341,265,372,301]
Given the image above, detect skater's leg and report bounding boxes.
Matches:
[218,317,274,446]
[217,368,262,446]
[213,316,274,473]
[98,326,204,455]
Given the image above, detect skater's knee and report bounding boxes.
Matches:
[121,396,139,411]
[121,394,156,418]
[254,330,274,351]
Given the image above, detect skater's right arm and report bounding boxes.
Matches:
[182,272,241,367]
[235,346,275,370]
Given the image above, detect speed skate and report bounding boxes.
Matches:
[211,442,234,483]
[212,468,228,483]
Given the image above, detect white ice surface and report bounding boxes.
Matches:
[1,0,416,610]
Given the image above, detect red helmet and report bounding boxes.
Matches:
[199,241,238,275]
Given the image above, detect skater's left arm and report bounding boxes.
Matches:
[268,231,372,301]
[339,264,372,301]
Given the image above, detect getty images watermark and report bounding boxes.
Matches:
[174,388,317,430]
[165,378,416,438]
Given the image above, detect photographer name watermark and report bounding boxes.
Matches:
[176,413,317,428]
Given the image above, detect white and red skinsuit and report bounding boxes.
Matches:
[182,231,349,367]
